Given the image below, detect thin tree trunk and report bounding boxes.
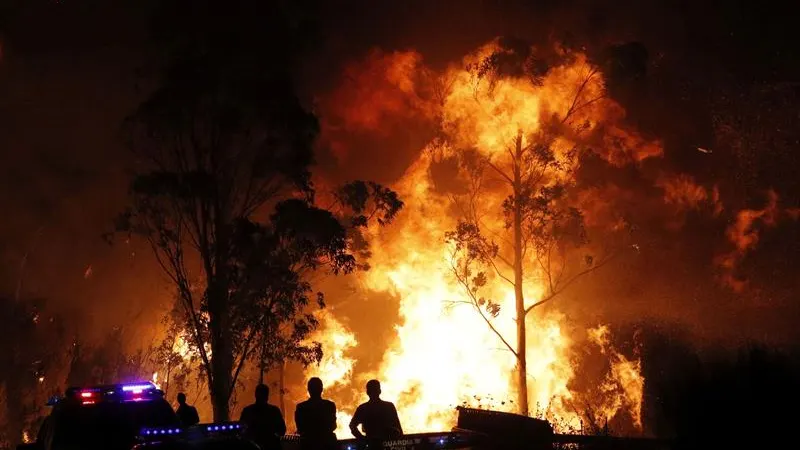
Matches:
[208,214,233,422]
[208,282,233,422]
[259,338,267,385]
[513,132,529,417]
[278,360,286,416]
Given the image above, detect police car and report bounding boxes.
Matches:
[18,382,257,450]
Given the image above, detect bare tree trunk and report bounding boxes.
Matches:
[259,338,267,385]
[208,282,233,422]
[278,360,286,416]
[512,133,529,417]
[208,214,234,423]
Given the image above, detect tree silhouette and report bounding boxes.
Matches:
[444,39,623,416]
[112,1,402,421]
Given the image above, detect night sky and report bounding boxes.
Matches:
[1,0,799,345]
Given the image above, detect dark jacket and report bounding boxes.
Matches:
[349,399,402,440]
[295,398,337,449]
[176,404,199,426]
[240,403,286,450]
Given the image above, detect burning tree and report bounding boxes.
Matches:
[443,39,626,416]
[112,1,402,420]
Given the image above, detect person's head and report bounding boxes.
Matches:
[255,384,269,404]
[307,377,323,398]
[177,393,186,405]
[365,379,381,400]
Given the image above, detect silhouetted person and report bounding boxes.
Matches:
[349,380,403,441]
[295,377,337,450]
[240,384,286,450]
[175,392,200,426]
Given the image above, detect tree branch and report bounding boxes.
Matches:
[228,326,258,398]
[449,256,518,358]
[487,256,515,286]
[562,68,600,124]
[524,252,618,315]
[485,159,514,185]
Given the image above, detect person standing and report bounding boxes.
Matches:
[295,377,337,450]
[175,393,200,426]
[349,380,402,441]
[240,384,286,450]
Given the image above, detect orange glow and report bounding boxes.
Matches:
[305,313,357,389]
[715,190,800,292]
[588,326,644,428]
[303,312,358,431]
[307,40,649,434]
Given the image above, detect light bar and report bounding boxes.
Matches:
[204,423,243,432]
[122,383,156,392]
[141,427,183,437]
[139,423,243,440]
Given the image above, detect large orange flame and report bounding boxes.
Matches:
[307,40,649,435]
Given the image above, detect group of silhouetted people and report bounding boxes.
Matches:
[173,378,403,450]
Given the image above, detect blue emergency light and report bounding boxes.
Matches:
[141,427,183,436]
[121,383,156,393]
[203,423,242,432]
[63,381,162,405]
[139,423,243,441]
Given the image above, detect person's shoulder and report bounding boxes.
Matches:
[268,403,283,414]
[322,399,336,410]
[381,400,397,409]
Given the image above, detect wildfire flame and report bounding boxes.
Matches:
[146,39,650,435]
[303,312,358,431]
[305,313,358,389]
[308,39,648,435]
[587,326,644,429]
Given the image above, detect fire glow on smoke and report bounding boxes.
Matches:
[304,40,651,434]
[150,39,657,435]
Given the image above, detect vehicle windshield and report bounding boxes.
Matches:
[52,399,178,449]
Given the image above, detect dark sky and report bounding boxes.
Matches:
[1,0,799,345]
